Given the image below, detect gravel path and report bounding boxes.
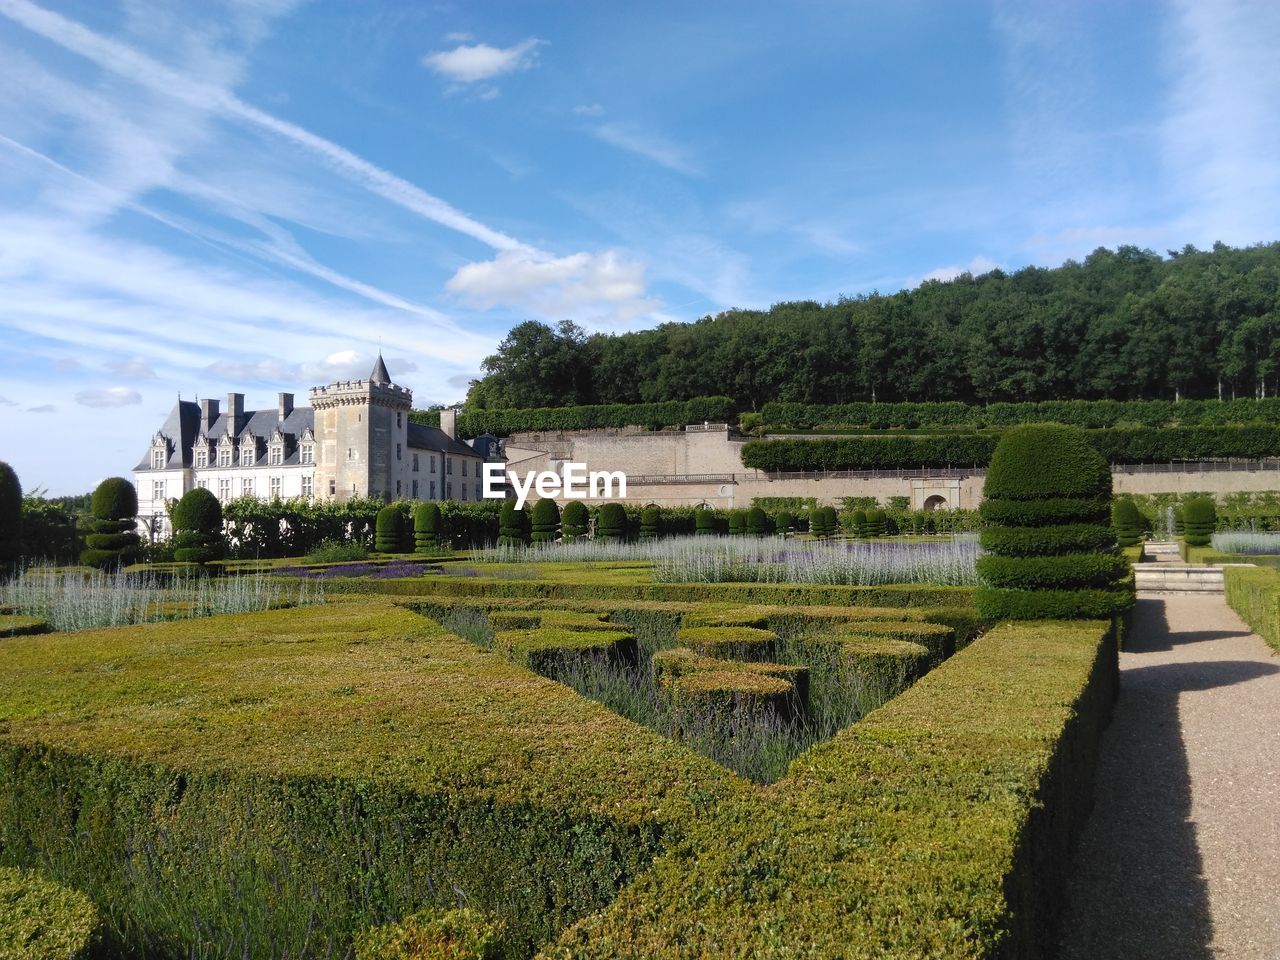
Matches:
[1057,594,1280,960]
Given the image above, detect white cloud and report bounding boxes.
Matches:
[27,404,55,413]
[446,249,661,325]
[592,123,699,176]
[0,395,15,406]
[914,256,1002,286]
[202,351,419,385]
[76,387,142,408]
[106,357,157,379]
[422,38,542,84]
[573,103,604,117]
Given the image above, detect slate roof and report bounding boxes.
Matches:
[136,401,315,471]
[408,422,484,458]
[370,353,392,385]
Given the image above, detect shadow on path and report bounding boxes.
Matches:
[1056,598,1280,960]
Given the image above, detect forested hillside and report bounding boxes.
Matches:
[466,242,1280,410]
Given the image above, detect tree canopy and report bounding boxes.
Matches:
[466,242,1280,410]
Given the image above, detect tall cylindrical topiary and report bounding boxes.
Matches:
[976,423,1132,620]
[171,487,224,565]
[774,509,793,535]
[81,477,141,569]
[821,506,840,539]
[726,509,746,536]
[414,502,443,552]
[1182,496,1216,547]
[850,509,868,538]
[0,461,21,566]
[1112,498,1143,548]
[1173,504,1185,536]
[808,506,828,540]
[530,498,561,543]
[596,502,627,541]
[640,505,663,539]
[864,508,886,538]
[498,501,529,545]
[746,506,768,536]
[562,500,589,540]
[695,507,718,536]
[375,505,404,553]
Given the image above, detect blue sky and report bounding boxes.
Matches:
[1,0,1278,494]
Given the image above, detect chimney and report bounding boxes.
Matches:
[439,408,457,439]
[277,392,294,421]
[226,393,245,436]
[199,398,220,433]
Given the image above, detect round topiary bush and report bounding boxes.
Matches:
[774,509,793,535]
[0,461,22,565]
[413,502,442,552]
[530,498,561,543]
[596,502,627,541]
[374,505,404,553]
[1112,498,1143,548]
[561,500,589,540]
[726,509,746,536]
[171,487,224,565]
[695,507,719,536]
[81,477,141,569]
[745,506,768,536]
[1182,496,1216,547]
[976,423,1132,621]
[640,505,663,539]
[498,501,529,545]
[808,506,828,540]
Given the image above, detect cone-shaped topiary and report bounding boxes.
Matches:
[746,506,768,536]
[171,487,224,565]
[596,502,627,541]
[977,423,1132,621]
[695,507,719,536]
[561,500,589,540]
[81,477,141,569]
[0,461,20,566]
[774,509,793,535]
[1111,498,1143,548]
[374,505,404,553]
[413,502,443,552]
[530,498,561,543]
[639,505,663,539]
[498,500,529,545]
[1182,496,1216,547]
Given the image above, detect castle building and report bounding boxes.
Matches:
[132,356,495,539]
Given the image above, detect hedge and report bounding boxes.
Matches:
[0,615,51,637]
[355,907,506,960]
[981,522,1117,557]
[759,396,1280,431]
[494,627,638,673]
[410,397,736,440]
[639,506,663,539]
[1223,566,1280,653]
[0,866,101,960]
[741,425,1280,471]
[81,477,140,569]
[0,462,21,565]
[543,618,1118,959]
[0,603,746,959]
[673,626,778,661]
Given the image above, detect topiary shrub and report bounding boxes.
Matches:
[864,508,886,538]
[561,500,589,540]
[0,461,21,567]
[414,502,443,552]
[375,506,404,553]
[0,866,101,960]
[1111,498,1143,548]
[850,509,868,538]
[498,501,529,545]
[821,506,840,539]
[746,506,768,536]
[639,505,663,539]
[596,502,627,541]
[530,498,561,543]
[695,507,719,537]
[354,906,506,960]
[727,509,747,536]
[976,423,1132,621]
[808,506,830,540]
[171,487,224,565]
[774,509,793,535]
[1173,504,1185,535]
[81,477,141,569]
[1182,496,1216,547]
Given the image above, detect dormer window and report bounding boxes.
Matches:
[240,433,258,467]
[151,449,166,470]
[218,434,235,467]
[301,444,314,465]
[150,432,169,470]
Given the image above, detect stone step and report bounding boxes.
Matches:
[1134,563,1226,593]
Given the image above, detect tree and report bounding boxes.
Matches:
[976,424,1132,620]
[414,502,443,552]
[530,498,561,543]
[81,477,141,569]
[561,501,589,540]
[171,487,224,565]
[0,462,20,567]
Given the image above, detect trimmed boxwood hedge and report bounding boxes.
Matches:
[0,461,20,565]
[498,501,529,545]
[0,865,100,960]
[410,397,736,440]
[673,626,778,661]
[81,477,141,569]
[542,618,1118,959]
[414,502,444,551]
[0,614,51,637]
[375,505,405,553]
[355,906,506,960]
[1223,566,1280,653]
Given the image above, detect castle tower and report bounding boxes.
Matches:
[309,354,412,501]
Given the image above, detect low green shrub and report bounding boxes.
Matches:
[0,865,100,960]
[773,509,793,534]
[694,508,719,537]
[673,626,777,661]
[725,509,746,536]
[355,907,506,960]
[304,540,369,564]
[744,507,768,536]
[0,615,50,637]
[495,627,638,673]
[1223,566,1280,653]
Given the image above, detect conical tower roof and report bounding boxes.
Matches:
[370,353,391,385]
